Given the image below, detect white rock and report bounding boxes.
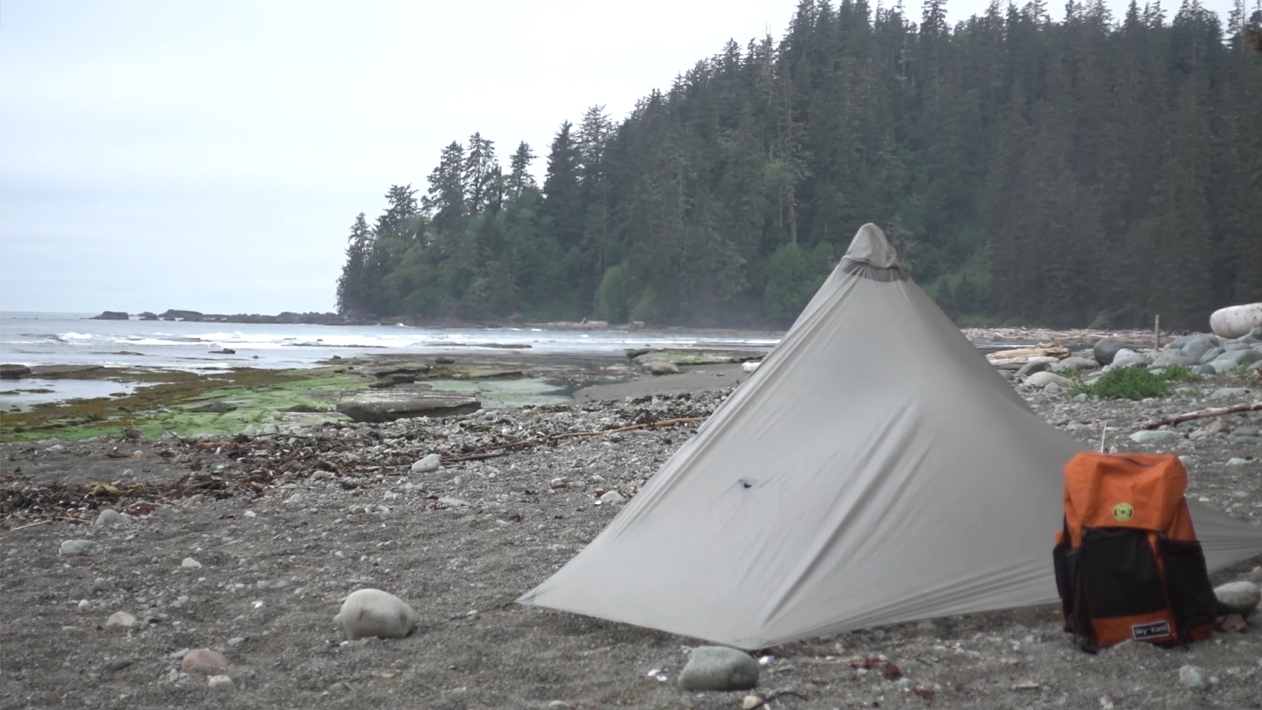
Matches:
[410,454,441,474]
[598,491,626,505]
[181,557,202,569]
[208,675,235,691]
[1129,430,1181,444]
[1179,665,1206,688]
[1025,371,1073,389]
[105,611,138,628]
[59,540,97,556]
[1214,581,1261,617]
[333,588,417,640]
[77,599,90,611]
[92,509,130,528]
[1226,458,1248,467]
[743,695,764,710]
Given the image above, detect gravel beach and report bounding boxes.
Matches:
[2,340,1260,710]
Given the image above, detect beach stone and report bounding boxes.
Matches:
[1025,372,1072,389]
[1180,335,1219,360]
[1226,457,1248,466]
[742,696,764,710]
[1234,426,1261,438]
[181,557,202,569]
[334,588,417,640]
[1210,349,1262,371]
[599,490,626,505]
[208,675,235,691]
[181,648,229,673]
[1044,382,1063,395]
[1179,665,1206,688]
[1129,430,1181,445]
[677,646,759,692]
[1016,359,1053,377]
[1192,365,1218,376]
[1152,350,1197,368]
[105,611,138,628]
[1093,339,1126,366]
[410,454,441,474]
[1199,346,1225,364]
[92,509,129,528]
[1214,581,1261,617]
[1052,356,1098,373]
[1217,613,1248,632]
[1208,387,1253,400]
[59,540,97,556]
[1111,349,1150,369]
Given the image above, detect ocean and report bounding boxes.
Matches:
[0,311,783,409]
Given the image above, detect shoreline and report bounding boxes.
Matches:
[1,355,1259,708]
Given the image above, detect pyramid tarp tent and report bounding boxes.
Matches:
[517,223,1262,650]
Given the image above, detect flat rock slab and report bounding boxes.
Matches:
[336,387,480,422]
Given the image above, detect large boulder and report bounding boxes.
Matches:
[677,647,760,692]
[336,387,480,422]
[0,364,31,379]
[1093,338,1127,366]
[1209,303,1262,340]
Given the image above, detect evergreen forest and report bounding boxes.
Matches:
[335,0,1262,331]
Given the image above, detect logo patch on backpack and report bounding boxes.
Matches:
[1112,503,1134,522]
[1130,620,1171,641]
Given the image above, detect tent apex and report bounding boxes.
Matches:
[844,223,900,270]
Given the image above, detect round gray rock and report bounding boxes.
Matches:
[1214,581,1260,618]
[677,646,759,692]
[1093,338,1126,366]
[334,588,418,640]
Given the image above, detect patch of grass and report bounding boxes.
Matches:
[0,368,365,443]
[1070,366,1200,401]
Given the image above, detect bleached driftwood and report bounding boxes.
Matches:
[1141,402,1262,430]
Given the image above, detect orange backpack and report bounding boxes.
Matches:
[1052,452,1222,652]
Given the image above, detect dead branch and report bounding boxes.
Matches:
[447,417,706,462]
[1141,402,1261,430]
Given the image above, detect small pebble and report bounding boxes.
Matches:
[181,557,202,569]
[77,599,90,611]
[1179,665,1206,688]
[59,540,97,556]
[92,509,129,528]
[743,695,764,710]
[207,675,235,691]
[227,636,245,646]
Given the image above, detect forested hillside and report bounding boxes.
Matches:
[336,0,1262,330]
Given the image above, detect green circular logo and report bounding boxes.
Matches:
[1113,503,1135,522]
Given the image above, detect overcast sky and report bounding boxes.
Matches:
[0,0,1244,315]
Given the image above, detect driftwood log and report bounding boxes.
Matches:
[1141,402,1262,430]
